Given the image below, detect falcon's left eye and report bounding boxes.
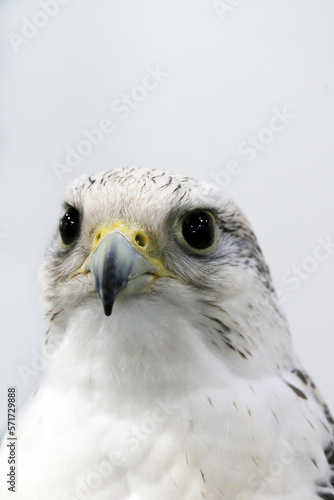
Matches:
[181,210,215,250]
[59,206,81,246]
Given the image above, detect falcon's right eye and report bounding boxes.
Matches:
[59,206,81,246]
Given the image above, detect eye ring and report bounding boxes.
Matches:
[181,210,216,251]
[59,206,81,246]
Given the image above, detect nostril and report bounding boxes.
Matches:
[135,232,148,248]
[94,231,102,246]
[93,230,104,248]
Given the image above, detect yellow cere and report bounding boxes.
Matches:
[75,221,173,279]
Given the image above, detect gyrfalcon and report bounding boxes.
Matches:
[0,168,333,500]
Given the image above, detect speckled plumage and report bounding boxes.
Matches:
[0,167,333,500]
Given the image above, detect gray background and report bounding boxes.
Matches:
[0,0,333,432]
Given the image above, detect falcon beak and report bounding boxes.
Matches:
[80,223,170,316]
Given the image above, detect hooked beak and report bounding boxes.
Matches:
[77,224,171,316]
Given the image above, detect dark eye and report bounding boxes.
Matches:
[59,206,81,245]
[182,210,215,250]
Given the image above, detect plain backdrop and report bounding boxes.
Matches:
[0,0,333,433]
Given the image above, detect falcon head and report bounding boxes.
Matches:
[41,168,291,382]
